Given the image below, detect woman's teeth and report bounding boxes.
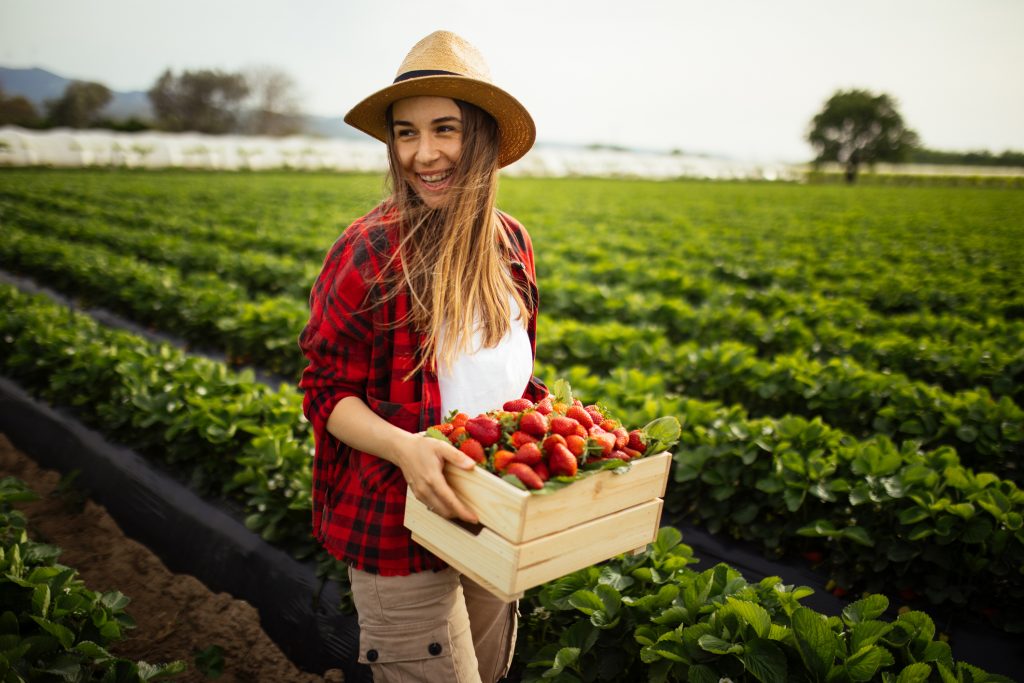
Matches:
[419,169,454,183]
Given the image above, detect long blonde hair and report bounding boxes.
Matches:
[377,99,532,375]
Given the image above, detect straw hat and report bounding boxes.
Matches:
[344,30,536,168]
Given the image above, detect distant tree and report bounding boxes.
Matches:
[44,81,112,128]
[0,85,42,127]
[240,65,304,136]
[807,89,920,183]
[148,68,250,134]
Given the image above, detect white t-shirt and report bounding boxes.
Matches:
[437,294,533,418]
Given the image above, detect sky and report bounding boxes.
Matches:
[1,0,1022,162]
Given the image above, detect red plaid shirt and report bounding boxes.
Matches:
[298,201,548,575]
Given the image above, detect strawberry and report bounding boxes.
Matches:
[550,416,579,437]
[542,434,567,454]
[449,426,468,445]
[548,443,578,477]
[627,429,646,452]
[565,434,587,457]
[535,397,554,415]
[460,438,485,463]
[802,550,824,564]
[584,405,604,425]
[621,446,643,459]
[492,449,516,472]
[518,411,549,438]
[612,427,629,450]
[565,405,594,430]
[503,398,533,412]
[534,461,550,482]
[511,430,539,448]
[572,398,583,408]
[452,412,470,428]
[831,586,848,598]
[513,442,543,466]
[466,415,501,447]
[431,423,455,436]
[574,423,588,438]
[600,418,619,432]
[591,432,616,457]
[610,450,631,461]
[507,462,544,489]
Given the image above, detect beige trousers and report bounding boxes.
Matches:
[348,566,517,683]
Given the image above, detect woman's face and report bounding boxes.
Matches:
[391,96,463,209]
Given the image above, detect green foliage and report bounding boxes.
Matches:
[0,477,187,681]
[513,527,1013,682]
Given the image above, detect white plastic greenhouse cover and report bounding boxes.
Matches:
[0,126,806,180]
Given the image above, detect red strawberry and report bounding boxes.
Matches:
[542,434,567,455]
[507,462,544,489]
[612,427,629,450]
[565,405,594,430]
[575,423,588,438]
[492,449,515,472]
[832,586,848,598]
[550,416,580,437]
[449,426,468,445]
[600,418,618,432]
[511,430,539,448]
[503,398,533,412]
[513,442,543,466]
[459,438,485,463]
[519,411,549,438]
[802,550,824,564]
[585,405,604,425]
[621,446,643,459]
[535,397,554,415]
[466,415,501,447]
[627,429,646,452]
[431,423,455,436]
[565,434,587,457]
[591,432,616,457]
[548,443,578,477]
[534,461,550,482]
[451,413,470,428]
[572,398,583,408]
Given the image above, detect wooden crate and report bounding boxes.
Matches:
[404,452,671,602]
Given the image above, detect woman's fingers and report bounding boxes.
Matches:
[405,438,480,524]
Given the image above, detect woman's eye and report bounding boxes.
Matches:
[396,128,415,138]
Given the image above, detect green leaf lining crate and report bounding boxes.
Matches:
[404,452,671,602]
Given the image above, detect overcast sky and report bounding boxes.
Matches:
[2,0,1022,162]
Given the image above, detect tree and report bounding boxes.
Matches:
[240,65,304,136]
[148,68,249,134]
[0,85,42,128]
[807,89,920,183]
[45,81,112,128]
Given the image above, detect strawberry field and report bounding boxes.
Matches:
[1,168,1022,682]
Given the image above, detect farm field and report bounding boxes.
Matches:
[1,168,1022,681]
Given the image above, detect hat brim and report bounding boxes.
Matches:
[344,75,535,168]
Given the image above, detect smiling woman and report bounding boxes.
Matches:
[298,30,547,683]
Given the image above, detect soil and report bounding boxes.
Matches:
[0,433,344,683]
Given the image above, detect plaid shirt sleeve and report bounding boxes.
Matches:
[298,209,380,539]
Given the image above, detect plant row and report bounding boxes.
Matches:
[9,201,1021,406]
[5,224,1020,483]
[539,362,1024,633]
[0,476,186,681]
[4,284,1023,637]
[513,527,1015,682]
[540,319,1023,479]
[0,227,308,379]
[0,284,318,564]
[3,202,319,299]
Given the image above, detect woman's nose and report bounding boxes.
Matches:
[415,136,440,164]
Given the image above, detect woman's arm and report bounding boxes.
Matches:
[327,396,480,524]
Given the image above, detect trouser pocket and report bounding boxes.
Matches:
[358,620,469,682]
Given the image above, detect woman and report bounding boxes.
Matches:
[299,31,547,682]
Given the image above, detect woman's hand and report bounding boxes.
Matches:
[390,431,480,524]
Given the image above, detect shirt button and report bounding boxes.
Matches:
[428,642,442,656]
[366,649,379,662]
